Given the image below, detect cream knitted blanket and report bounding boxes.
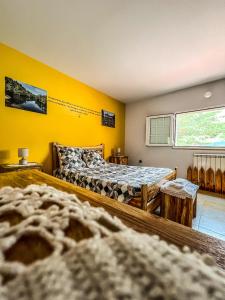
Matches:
[0,185,224,300]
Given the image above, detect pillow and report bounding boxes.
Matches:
[83,150,106,168]
[56,145,86,169]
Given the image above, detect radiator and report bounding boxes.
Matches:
[187,153,225,194]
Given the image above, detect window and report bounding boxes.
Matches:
[175,107,225,148]
[146,114,173,146]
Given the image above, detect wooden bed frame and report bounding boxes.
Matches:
[0,169,224,270]
[140,170,177,212]
[52,142,177,212]
[52,142,105,171]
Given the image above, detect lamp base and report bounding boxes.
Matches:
[19,158,28,165]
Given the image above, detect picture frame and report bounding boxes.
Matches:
[101,109,115,128]
[5,77,47,114]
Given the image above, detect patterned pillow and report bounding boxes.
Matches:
[56,146,86,169]
[83,150,106,168]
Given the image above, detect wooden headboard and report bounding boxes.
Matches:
[52,142,105,174]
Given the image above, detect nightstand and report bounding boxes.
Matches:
[109,155,128,165]
[0,162,43,173]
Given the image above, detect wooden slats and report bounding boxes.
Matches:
[215,169,222,194]
[187,166,225,195]
[147,195,161,213]
[187,166,192,182]
[192,167,198,185]
[161,193,195,227]
[223,171,225,195]
[199,167,205,190]
[188,153,225,195]
[141,184,148,211]
[206,168,214,191]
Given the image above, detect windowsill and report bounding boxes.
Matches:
[172,146,225,150]
[145,144,173,147]
[145,145,225,150]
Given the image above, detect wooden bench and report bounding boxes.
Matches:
[161,192,197,227]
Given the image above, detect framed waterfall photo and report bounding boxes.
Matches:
[5,77,47,114]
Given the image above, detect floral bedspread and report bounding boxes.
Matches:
[54,163,174,203]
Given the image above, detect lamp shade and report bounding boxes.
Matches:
[18,148,29,158]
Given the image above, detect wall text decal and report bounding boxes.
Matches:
[48,96,101,117]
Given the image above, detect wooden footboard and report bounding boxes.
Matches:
[141,168,177,212]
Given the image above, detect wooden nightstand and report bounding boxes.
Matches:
[0,162,43,173]
[109,155,128,165]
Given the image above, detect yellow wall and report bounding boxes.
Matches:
[0,43,125,173]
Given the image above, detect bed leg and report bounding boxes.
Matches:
[141,184,148,211]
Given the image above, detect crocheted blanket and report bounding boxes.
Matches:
[0,185,224,300]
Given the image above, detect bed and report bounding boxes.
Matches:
[52,143,176,212]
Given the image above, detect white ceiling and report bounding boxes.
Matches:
[1,0,225,103]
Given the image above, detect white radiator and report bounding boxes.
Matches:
[187,153,225,193]
[193,153,225,175]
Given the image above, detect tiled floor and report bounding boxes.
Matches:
[192,192,225,241]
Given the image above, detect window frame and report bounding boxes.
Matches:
[145,114,174,147]
[173,106,225,150]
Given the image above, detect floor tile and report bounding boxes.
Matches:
[197,194,206,205]
[198,191,225,199]
[194,193,225,238]
[201,205,225,220]
[203,201,225,213]
[196,204,204,215]
[192,215,201,229]
[198,226,225,241]
[199,215,225,235]
[192,223,199,230]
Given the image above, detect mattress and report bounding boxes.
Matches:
[54,163,174,203]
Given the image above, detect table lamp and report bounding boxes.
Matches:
[18,148,29,165]
[116,147,121,155]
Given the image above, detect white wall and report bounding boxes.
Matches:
[125,79,225,178]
